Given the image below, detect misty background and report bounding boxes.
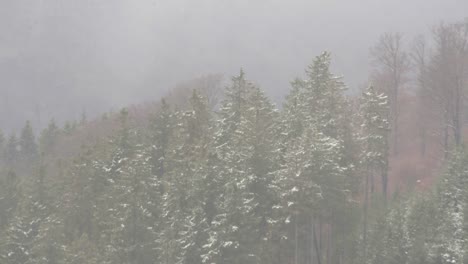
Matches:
[1,0,467,132]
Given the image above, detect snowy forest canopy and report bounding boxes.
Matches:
[0,19,468,264]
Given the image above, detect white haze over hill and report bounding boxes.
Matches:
[0,0,466,132]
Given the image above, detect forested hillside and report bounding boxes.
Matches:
[0,19,467,264]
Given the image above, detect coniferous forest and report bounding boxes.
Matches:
[1,18,468,264]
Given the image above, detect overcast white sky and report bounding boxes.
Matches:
[0,0,467,131]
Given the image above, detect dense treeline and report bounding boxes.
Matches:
[0,19,467,264]
[0,53,379,264]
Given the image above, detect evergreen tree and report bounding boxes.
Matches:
[1,163,52,264]
[60,145,108,246]
[63,121,74,136]
[62,234,100,264]
[203,70,280,264]
[0,171,20,229]
[203,70,259,263]
[429,149,468,264]
[149,98,174,183]
[275,53,354,264]
[160,90,213,264]
[19,121,38,163]
[99,109,162,264]
[5,134,18,166]
[359,85,390,260]
[39,119,60,155]
[360,85,390,200]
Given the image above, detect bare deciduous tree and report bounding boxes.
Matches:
[371,32,410,156]
[411,35,431,157]
[427,22,468,155]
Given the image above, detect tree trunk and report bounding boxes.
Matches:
[420,126,426,157]
[363,169,369,261]
[393,78,399,156]
[327,224,331,264]
[382,166,388,205]
[312,217,322,264]
[454,83,462,146]
[295,215,298,264]
[444,121,449,159]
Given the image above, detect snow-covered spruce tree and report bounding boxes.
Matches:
[362,214,387,264]
[202,70,279,264]
[302,52,348,139]
[149,98,175,184]
[27,152,84,264]
[270,78,307,263]
[301,53,356,230]
[384,197,412,264]
[275,52,355,264]
[359,85,390,261]
[19,120,38,165]
[4,134,18,168]
[0,170,22,263]
[38,119,60,156]
[51,142,110,263]
[276,122,343,263]
[1,215,35,264]
[360,85,390,200]
[62,233,101,264]
[160,90,213,264]
[277,78,306,149]
[362,194,412,264]
[0,170,20,230]
[98,109,162,264]
[146,99,179,264]
[243,81,280,264]
[428,148,468,264]
[103,143,160,264]
[0,162,57,263]
[202,69,254,264]
[405,194,437,264]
